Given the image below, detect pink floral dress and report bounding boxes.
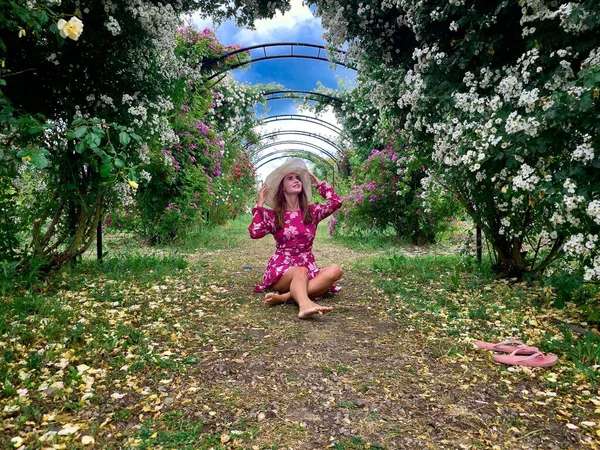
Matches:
[249,182,342,293]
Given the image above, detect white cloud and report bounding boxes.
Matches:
[190,0,322,46]
[234,0,318,45]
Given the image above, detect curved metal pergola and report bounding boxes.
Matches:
[248,129,344,154]
[256,152,337,186]
[261,89,343,104]
[250,140,341,170]
[201,43,356,82]
[260,114,342,135]
[255,150,335,172]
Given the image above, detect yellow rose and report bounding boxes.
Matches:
[22,156,31,163]
[18,29,26,38]
[57,17,84,41]
[128,180,139,190]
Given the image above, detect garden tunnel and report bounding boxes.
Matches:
[249,140,341,171]
[255,150,337,186]
[260,114,341,134]
[201,42,356,83]
[253,146,338,186]
[199,43,350,183]
[260,89,343,104]
[247,130,344,181]
[248,130,344,156]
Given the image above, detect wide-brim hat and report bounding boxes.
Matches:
[263,158,311,208]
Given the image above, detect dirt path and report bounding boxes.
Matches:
[175,227,583,449]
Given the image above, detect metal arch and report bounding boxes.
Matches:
[262,90,343,104]
[202,43,356,82]
[260,114,342,135]
[255,150,335,172]
[256,153,336,187]
[251,130,345,155]
[250,140,341,170]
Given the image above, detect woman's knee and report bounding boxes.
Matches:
[290,266,309,278]
[329,264,343,281]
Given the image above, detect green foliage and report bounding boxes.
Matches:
[120,26,259,244]
[311,0,600,279]
[1,6,261,270]
[332,132,457,244]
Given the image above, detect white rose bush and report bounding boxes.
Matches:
[301,0,600,281]
[198,0,600,282]
[0,0,279,271]
[2,0,599,283]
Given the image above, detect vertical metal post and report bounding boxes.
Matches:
[476,224,482,264]
[97,214,103,262]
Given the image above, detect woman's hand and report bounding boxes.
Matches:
[256,182,267,208]
[308,172,322,187]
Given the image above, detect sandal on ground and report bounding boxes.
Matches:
[473,339,539,355]
[492,348,558,368]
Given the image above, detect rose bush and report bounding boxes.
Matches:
[308,0,600,279]
[0,0,281,270]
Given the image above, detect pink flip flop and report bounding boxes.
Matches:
[473,339,539,354]
[493,349,558,368]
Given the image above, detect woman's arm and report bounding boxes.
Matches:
[248,183,276,239]
[308,173,343,223]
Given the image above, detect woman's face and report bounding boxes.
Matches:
[282,173,302,196]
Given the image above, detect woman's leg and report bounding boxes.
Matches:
[266,264,343,308]
[269,266,335,319]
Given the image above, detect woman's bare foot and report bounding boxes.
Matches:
[264,292,291,307]
[298,301,333,319]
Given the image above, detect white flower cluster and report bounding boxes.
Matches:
[512,164,540,192]
[105,16,121,36]
[584,256,600,281]
[587,200,600,225]
[581,47,600,70]
[521,1,590,34]
[308,0,600,278]
[208,77,261,132]
[571,134,595,163]
[505,111,540,137]
[113,181,136,206]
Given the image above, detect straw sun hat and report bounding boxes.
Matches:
[263,158,312,208]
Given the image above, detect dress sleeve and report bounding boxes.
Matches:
[248,206,276,239]
[311,182,343,223]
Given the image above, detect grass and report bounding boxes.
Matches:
[2,216,600,448]
[363,247,600,384]
[330,231,411,251]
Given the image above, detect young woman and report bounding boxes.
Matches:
[248,158,343,319]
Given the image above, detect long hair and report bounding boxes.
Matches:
[273,179,313,229]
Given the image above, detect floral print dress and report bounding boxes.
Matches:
[249,182,342,293]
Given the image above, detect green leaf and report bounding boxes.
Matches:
[100,164,113,178]
[129,133,142,142]
[26,124,44,135]
[114,158,125,169]
[73,126,88,138]
[85,133,102,148]
[0,79,6,86]
[579,94,593,112]
[75,141,87,153]
[119,132,131,146]
[30,153,49,169]
[91,126,105,138]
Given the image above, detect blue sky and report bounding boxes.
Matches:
[191,0,355,181]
